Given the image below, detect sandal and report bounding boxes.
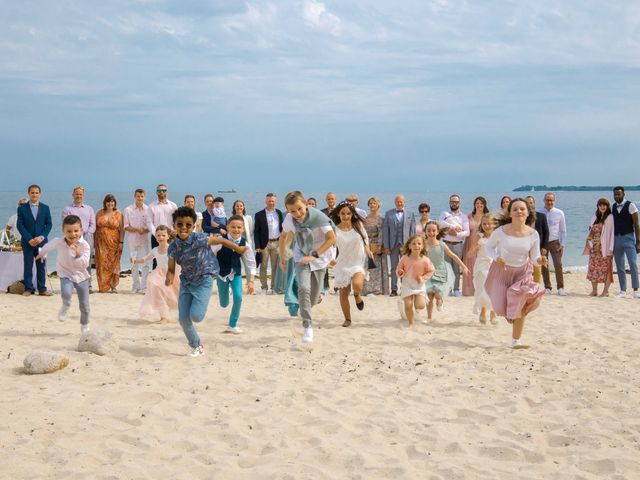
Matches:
[354,294,364,311]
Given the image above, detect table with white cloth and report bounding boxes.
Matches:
[0,251,37,291]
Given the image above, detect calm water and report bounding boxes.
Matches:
[2,190,637,270]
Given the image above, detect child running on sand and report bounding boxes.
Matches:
[166,207,247,357]
[472,214,497,325]
[211,215,257,334]
[396,234,435,326]
[279,191,336,343]
[423,221,469,322]
[36,215,91,334]
[132,225,180,323]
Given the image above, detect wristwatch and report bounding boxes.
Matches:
[311,250,319,258]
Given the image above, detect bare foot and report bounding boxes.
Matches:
[479,312,487,324]
[600,291,609,297]
[588,291,597,297]
[490,312,497,325]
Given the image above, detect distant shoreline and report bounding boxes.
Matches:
[513,185,640,192]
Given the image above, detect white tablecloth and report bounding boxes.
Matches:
[0,251,36,291]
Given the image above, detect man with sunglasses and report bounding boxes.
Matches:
[149,184,177,269]
[439,194,469,297]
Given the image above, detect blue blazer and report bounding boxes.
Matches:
[17,202,53,247]
[382,208,416,249]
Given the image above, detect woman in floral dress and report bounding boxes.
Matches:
[363,197,389,295]
[584,198,614,297]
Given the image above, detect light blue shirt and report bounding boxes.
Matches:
[30,203,39,220]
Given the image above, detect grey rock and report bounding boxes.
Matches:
[23,351,69,374]
[77,328,119,356]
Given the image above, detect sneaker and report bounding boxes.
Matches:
[633,291,640,299]
[58,307,68,322]
[267,289,274,295]
[131,288,139,294]
[80,324,90,335]
[614,291,628,299]
[390,290,398,297]
[225,326,243,334]
[557,288,567,296]
[453,290,462,297]
[302,327,314,343]
[545,288,552,295]
[190,345,205,357]
[261,288,268,295]
[138,289,146,295]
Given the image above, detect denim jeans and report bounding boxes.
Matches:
[60,277,90,325]
[178,276,213,348]
[614,233,639,291]
[295,263,326,328]
[217,275,243,328]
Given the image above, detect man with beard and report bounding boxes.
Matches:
[439,194,470,297]
[149,184,177,269]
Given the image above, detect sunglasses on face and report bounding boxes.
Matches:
[176,222,194,229]
[420,210,429,213]
[157,189,167,193]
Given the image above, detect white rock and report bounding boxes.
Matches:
[23,351,69,374]
[77,328,119,356]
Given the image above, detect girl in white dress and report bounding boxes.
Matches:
[329,201,373,327]
[131,225,180,323]
[472,214,497,325]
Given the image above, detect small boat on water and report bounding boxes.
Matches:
[218,189,237,193]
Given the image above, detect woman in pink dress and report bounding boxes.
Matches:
[583,198,614,296]
[462,196,488,296]
[484,198,547,349]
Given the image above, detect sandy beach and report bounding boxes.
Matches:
[1,273,639,479]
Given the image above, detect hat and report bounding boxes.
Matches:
[213,196,224,203]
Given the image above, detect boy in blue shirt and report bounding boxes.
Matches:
[166,207,246,357]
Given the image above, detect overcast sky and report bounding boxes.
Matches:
[1,1,639,192]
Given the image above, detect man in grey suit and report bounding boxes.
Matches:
[382,195,416,296]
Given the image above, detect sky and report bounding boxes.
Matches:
[1,0,639,192]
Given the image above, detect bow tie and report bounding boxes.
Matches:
[396,210,403,213]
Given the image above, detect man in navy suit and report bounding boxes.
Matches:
[382,194,416,296]
[17,184,53,296]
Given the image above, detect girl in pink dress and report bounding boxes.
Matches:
[396,234,435,326]
[462,196,489,296]
[484,199,547,349]
[132,225,180,323]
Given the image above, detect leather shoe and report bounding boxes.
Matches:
[390,290,398,297]
[38,291,54,297]
[22,291,33,297]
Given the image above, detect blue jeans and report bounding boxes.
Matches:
[178,276,213,348]
[60,277,90,325]
[217,275,243,328]
[614,233,639,291]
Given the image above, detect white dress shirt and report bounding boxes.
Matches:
[266,209,281,240]
[543,207,567,246]
[614,199,639,215]
[438,210,470,243]
[149,200,178,235]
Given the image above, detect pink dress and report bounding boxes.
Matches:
[483,227,544,321]
[462,213,481,296]
[139,248,181,321]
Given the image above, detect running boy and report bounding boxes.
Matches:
[36,215,91,334]
[279,191,336,343]
[212,215,257,334]
[166,207,246,357]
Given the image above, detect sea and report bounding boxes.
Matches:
[2,190,637,271]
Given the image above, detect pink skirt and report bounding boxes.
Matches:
[484,262,544,321]
[139,266,180,321]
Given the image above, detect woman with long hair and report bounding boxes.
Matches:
[462,196,489,296]
[583,198,614,296]
[484,198,546,349]
[94,194,124,293]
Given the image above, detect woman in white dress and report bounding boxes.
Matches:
[473,213,497,325]
[329,201,373,327]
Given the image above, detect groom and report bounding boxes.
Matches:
[382,194,416,296]
[17,184,53,296]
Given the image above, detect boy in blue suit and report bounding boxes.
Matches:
[17,184,53,296]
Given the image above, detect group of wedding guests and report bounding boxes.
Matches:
[6,185,639,300]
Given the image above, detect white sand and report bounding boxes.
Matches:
[1,274,639,479]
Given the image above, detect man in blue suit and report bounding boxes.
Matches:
[17,184,53,296]
[382,194,416,296]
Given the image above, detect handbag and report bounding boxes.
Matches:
[367,256,377,270]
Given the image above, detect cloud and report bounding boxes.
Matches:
[302,0,341,36]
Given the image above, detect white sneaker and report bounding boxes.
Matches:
[545,288,552,295]
[137,289,146,295]
[261,289,268,295]
[225,326,243,334]
[131,288,139,294]
[302,327,314,343]
[633,291,640,299]
[267,289,274,295]
[614,291,628,299]
[453,290,462,297]
[80,324,90,334]
[58,306,68,322]
[557,288,567,296]
[189,345,205,357]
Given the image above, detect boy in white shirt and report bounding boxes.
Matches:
[37,215,91,334]
[279,191,336,343]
